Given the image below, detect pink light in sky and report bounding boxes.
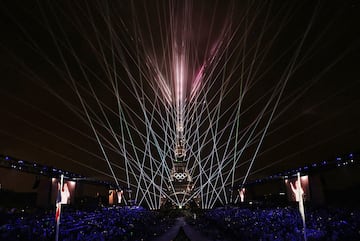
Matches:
[173,47,186,131]
[189,31,226,102]
[146,55,172,105]
[190,64,205,102]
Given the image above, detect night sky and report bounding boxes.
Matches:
[0,0,359,185]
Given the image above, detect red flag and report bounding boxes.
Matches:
[55,174,64,241]
[55,176,63,222]
[55,182,62,222]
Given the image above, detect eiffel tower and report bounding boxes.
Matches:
[169,121,193,208]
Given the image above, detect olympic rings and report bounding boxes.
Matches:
[174,172,187,180]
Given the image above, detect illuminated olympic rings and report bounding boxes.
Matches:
[174,172,187,180]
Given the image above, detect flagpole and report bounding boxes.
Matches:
[55,174,64,241]
[297,172,307,241]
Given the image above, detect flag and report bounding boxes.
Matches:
[297,172,307,241]
[55,185,62,222]
[55,174,64,241]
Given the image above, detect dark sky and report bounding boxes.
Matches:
[0,0,359,185]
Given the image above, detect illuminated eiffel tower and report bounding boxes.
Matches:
[169,119,193,208]
[167,48,194,208]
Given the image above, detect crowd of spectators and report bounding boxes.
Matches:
[1,204,360,240]
[0,206,174,241]
[190,205,360,241]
